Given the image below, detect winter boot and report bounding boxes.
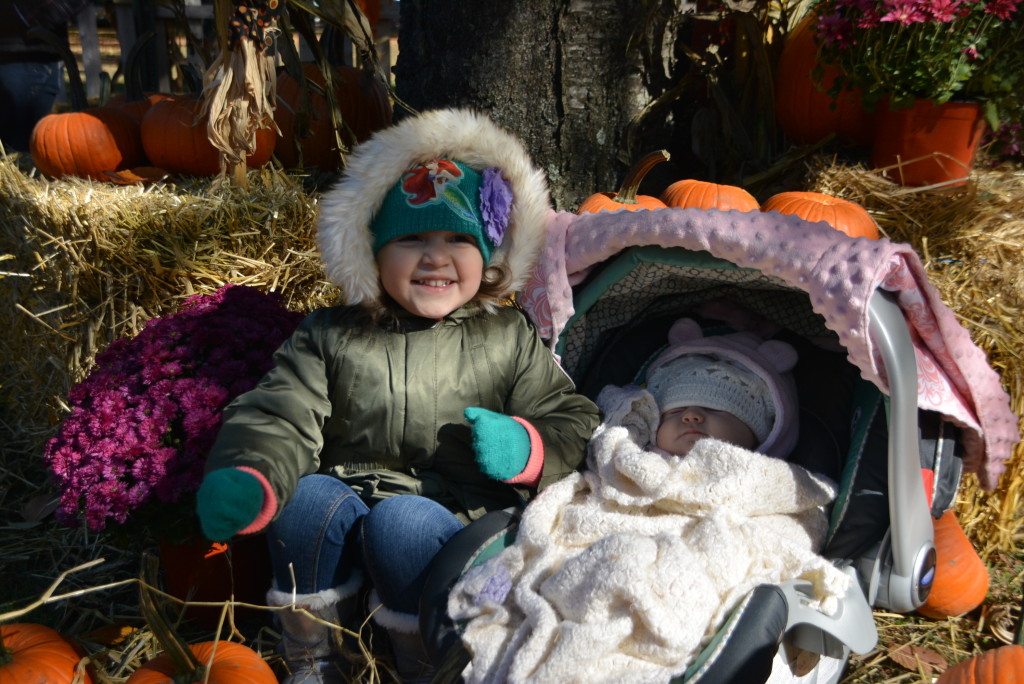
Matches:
[370,590,436,684]
[267,575,362,684]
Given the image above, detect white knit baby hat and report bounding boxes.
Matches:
[645,318,801,458]
[648,354,775,445]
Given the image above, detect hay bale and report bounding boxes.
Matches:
[804,158,1024,554]
[0,157,339,442]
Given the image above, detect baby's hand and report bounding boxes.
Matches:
[195,468,266,541]
[464,407,532,481]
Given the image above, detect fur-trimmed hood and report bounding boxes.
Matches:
[317,109,552,307]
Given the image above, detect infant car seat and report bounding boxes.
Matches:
[421,238,971,684]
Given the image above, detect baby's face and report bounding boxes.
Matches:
[655,405,757,456]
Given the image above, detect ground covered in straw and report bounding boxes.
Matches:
[0,149,1021,683]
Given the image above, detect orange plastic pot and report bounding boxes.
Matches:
[774,12,874,147]
[871,99,986,188]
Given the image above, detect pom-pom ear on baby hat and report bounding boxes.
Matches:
[755,340,798,374]
[665,318,703,345]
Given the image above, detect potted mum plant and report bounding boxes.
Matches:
[813,0,1024,185]
[43,284,302,622]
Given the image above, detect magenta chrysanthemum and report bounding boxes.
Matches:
[814,0,1022,116]
[44,284,302,533]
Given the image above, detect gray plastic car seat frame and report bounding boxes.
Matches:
[770,289,937,675]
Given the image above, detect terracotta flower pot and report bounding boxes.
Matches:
[158,534,272,628]
[871,99,986,188]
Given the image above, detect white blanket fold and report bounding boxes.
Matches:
[448,386,851,684]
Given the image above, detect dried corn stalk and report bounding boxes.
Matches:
[201,0,283,186]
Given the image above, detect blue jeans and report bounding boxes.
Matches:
[0,61,61,153]
[268,474,464,614]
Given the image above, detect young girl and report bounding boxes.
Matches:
[194,109,600,683]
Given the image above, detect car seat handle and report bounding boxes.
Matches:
[866,290,936,613]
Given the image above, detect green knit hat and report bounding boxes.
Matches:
[371,159,512,263]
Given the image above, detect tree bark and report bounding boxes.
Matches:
[394,0,657,211]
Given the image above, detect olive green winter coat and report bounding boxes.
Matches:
[205,303,600,522]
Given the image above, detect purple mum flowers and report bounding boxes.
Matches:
[44,285,302,533]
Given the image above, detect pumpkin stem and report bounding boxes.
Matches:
[26,26,88,112]
[139,553,206,683]
[616,150,671,203]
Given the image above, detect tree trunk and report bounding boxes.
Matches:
[394,0,659,211]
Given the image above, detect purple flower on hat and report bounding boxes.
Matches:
[480,167,513,247]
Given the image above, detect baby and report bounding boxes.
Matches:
[447,319,851,684]
[643,317,800,460]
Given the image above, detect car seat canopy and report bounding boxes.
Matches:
[520,208,1018,490]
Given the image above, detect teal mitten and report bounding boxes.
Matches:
[195,468,264,541]
[464,407,531,481]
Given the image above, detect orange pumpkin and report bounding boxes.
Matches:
[126,555,277,684]
[660,179,759,212]
[0,622,92,684]
[935,644,1024,683]
[355,0,381,34]
[274,63,392,170]
[774,12,874,147]
[917,509,990,619]
[760,191,880,239]
[577,150,671,214]
[125,641,276,684]
[140,96,276,177]
[27,26,143,180]
[31,107,145,180]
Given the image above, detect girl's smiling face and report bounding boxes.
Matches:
[655,405,757,456]
[377,230,484,319]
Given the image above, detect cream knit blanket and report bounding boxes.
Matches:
[448,385,850,684]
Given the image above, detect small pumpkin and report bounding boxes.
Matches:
[774,11,874,147]
[937,585,1024,683]
[0,622,92,684]
[274,63,392,170]
[660,179,759,212]
[27,27,144,180]
[140,95,276,177]
[935,644,1024,683]
[917,509,990,619]
[577,150,670,214]
[125,641,277,684]
[126,555,277,684]
[760,191,880,239]
[31,107,145,180]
